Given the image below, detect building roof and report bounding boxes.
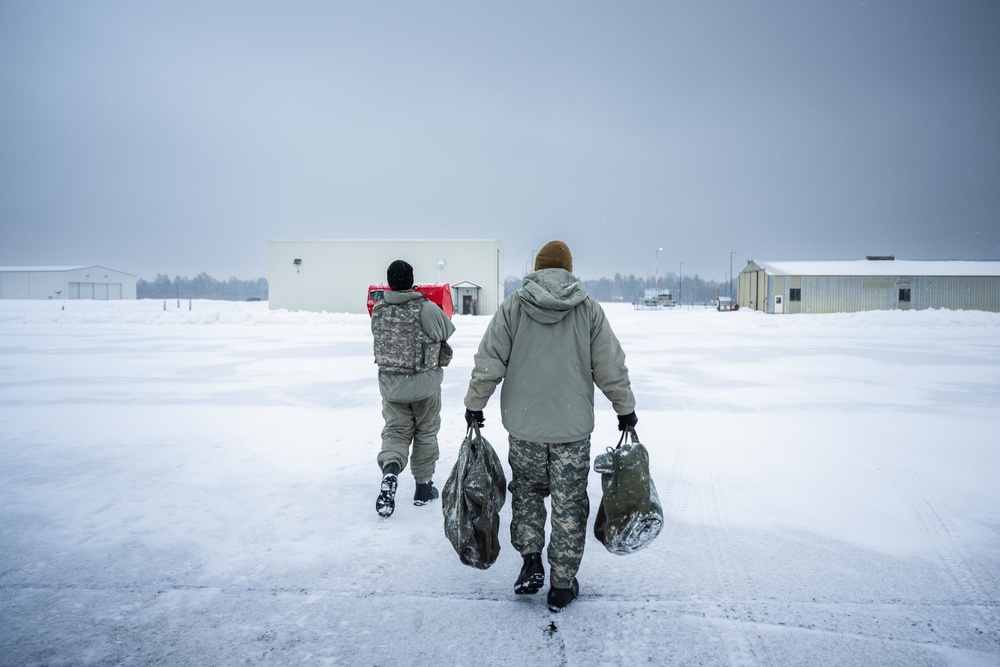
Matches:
[269,239,501,244]
[0,265,137,277]
[0,266,90,272]
[751,260,1000,277]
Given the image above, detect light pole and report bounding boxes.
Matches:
[729,251,737,298]
[655,247,663,290]
[679,262,684,303]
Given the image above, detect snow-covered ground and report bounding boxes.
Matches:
[1,299,998,666]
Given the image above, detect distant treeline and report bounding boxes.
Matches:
[505,272,732,304]
[139,272,725,303]
[137,273,269,301]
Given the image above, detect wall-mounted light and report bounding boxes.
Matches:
[293,258,302,265]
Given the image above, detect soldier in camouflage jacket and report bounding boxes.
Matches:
[373,260,455,517]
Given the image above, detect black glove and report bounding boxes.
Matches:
[617,411,638,431]
[465,409,485,427]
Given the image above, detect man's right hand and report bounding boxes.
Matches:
[465,409,485,427]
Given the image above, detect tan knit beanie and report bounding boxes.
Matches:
[534,240,573,272]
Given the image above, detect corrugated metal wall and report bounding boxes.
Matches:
[798,276,898,313]
[268,240,504,314]
[737,265,769,312]
[771,276,786,313]
[774,275,999,314]
[788,276,802,314]
[913,276,1000,312]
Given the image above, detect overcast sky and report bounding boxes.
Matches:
[1,1,998,282]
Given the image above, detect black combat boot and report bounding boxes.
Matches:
[376,462,400,517]
[514,552,545,595]
[413,481,439,506]
[547,578,579,612]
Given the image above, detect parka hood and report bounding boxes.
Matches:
[517,268,588,323]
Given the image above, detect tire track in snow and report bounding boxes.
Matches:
[693,441,765,666]
[206,442,292,577]
[896,471,1000,648]
[657,359,765,664]
[642,426,689,550]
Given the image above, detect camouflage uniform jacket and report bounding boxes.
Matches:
[373,290,456,403]
[464,268,635,443]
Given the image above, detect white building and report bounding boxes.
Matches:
[0,266,137,300]
[268,239,504,315]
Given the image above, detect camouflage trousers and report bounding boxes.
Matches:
[378,389,441,483]
[508,436,591,588]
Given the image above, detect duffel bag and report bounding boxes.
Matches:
[442,423,507,569]
[593,427,663,555]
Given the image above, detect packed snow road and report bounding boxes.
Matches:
[1,300,998,665]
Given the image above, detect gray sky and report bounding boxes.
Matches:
[2,1,998,282]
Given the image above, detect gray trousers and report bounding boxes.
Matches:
[508,436,591,588]
[377,389,441,483]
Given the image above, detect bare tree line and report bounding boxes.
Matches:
[506,272,732,304]
[140,271,727,304]
[138,273,268,301]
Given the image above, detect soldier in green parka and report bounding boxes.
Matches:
[463,240,638,611]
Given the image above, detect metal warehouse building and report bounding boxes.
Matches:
[738,258,1000,314]
[268,239,504,315]
[0,266,137,300]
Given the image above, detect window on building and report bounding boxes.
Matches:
[789,288,801,302]
[899,288,911,302]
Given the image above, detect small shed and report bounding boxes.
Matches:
[452,280,482,315]
[738,258,1000,314]
[0,266,137,300]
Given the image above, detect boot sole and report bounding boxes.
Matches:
[376,475,398,517]
[514,572,545,595]
[376,492,395,517]
[547,596,577,612]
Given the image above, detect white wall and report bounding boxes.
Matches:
[268,240,504,314]
[64,267,137,300]
[0,267,137,300]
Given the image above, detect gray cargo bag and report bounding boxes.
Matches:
[442,423,507,569]
[593,427,663,555]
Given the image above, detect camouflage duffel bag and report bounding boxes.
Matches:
[442,423,507,569]
[593,427,663,555]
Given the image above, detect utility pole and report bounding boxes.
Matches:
[655,247,663,290]
[730,251,737,298]
[679,262,684,303]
